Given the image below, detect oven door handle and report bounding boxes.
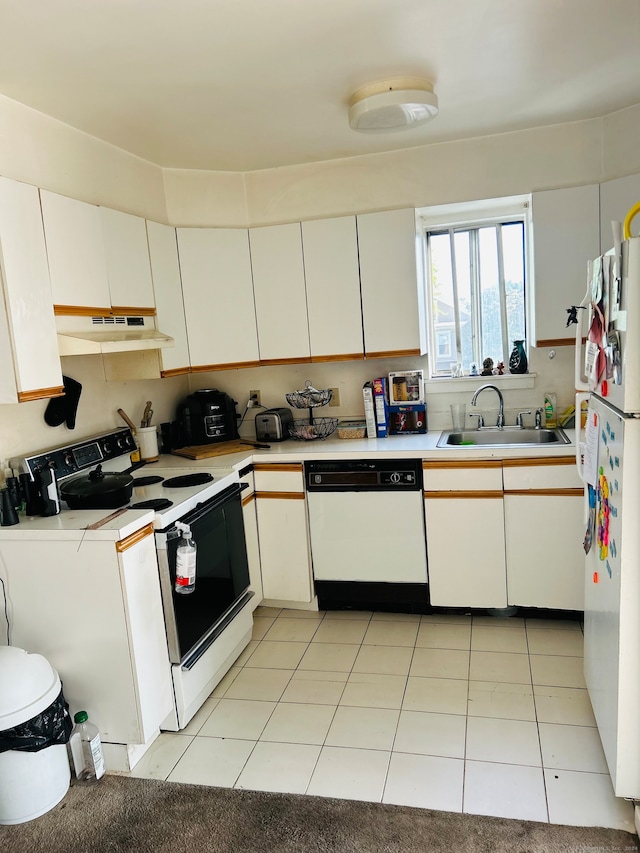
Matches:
[173,481,244,528]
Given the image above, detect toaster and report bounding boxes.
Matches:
[255,408,294,442]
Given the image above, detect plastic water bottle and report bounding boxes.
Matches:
[69,710,106,781]
[174,522,197,594]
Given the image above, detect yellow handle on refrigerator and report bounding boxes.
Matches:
[623,201,640,240]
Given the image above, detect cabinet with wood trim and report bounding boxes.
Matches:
[357,208,426,359]
[503,457,584,609]
[253,462,314,605]
[0,177,64,403]
[146,220,191,376]
[0,521,173,770]
[239,466,263,609]
[40,189,112,313]
[100,206,156,311]
[531,184,600,347]
[177,226,260,372]
[301,216,364,362]
[249,223,311,365]
[423,460,507,608]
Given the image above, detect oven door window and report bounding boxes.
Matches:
[167,486,250,660]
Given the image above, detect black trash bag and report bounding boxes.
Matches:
[0,688,73,754]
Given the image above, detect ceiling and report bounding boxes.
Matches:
[1,0,639,172]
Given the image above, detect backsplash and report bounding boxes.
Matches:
[0,356,189,464]
[0,344,574,464]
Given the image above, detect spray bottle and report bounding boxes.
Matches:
[174,522,197,594]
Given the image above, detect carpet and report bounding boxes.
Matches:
[0,776,637,853]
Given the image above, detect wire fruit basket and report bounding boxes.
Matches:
[289,417,338,441]
[285,381,337,441]
[285,381,333,408]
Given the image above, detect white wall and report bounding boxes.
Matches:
[1,93,638,459]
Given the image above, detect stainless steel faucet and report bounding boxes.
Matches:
[470,383,505,429]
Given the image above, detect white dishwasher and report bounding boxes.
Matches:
[305,459,429,612]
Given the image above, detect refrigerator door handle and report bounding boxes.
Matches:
[574,391,590,484]
[574,261,592,393]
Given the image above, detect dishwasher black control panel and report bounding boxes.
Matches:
[305,459,422,491]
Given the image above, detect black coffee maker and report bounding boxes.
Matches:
[177,389,239,446]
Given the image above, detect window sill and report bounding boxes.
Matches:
[424,373,537,395]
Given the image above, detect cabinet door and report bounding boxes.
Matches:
[424,495,507,607]
[249,223,311,364]
[600,172,640,250]
[503,458,585,609]
[40,190,111,312]
[101,207,155,311]
[146,221,190,376]
[423,460,506,608]
[255,494,313,603]
[177,227,260,370]
[240,470,263,610]
[531,185,600,346]
[0,177,63,403]
[357,208,424,358]
[118,528,173,742]
[504,493,584,610]
[301,216,363,361]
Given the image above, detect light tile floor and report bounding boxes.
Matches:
[129,608,635,833]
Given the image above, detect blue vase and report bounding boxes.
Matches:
[509,340,528,374]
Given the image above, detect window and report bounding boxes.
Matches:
[418,196,529,378]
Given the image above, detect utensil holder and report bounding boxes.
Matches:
[137,426,159,462]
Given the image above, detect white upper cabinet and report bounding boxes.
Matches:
[0,178,63,402]
[531,184,600,346]
[40,190,111,312]
[249,223,310,364]
[146,221,190,376]
[301,216,364,361]
[100,207,155,310]
[600,172,640,250]
[177,227,259,370]
[357,208,424,358]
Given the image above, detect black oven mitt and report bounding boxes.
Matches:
[44,375,83,430]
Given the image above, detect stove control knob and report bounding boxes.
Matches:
[101,440,112,456]
[116,437,125,450]
[63,453,73,467]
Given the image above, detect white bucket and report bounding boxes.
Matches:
[0,745,70,824]
[0,647,71,824]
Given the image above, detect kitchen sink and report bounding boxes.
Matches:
[437,427,570,448]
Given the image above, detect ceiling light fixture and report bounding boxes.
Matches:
[348,77,439,133]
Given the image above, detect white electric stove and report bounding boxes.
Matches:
[14,427,239,530]
[6,428,254,745]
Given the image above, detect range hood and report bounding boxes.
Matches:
[56,314,174,356]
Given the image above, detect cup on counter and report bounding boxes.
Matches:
[450,403,466,431]
[137,426,159,462]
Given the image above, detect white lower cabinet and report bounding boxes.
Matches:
[0,522,173,770]
[254,463,314,606]
[503,458,585,610]
[239,469,263,610]
[423,456,585,611]
[423,461,507,608]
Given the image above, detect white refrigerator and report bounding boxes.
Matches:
[575,235,640,798]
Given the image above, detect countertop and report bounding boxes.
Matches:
[161,428,579,471]
[0,429,578,538]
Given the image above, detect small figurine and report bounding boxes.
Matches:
[481,357,494,376]
[495,361,505,375]
[469,362,479,377]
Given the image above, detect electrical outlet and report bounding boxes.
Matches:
[249,389,261,407]
[328,388,340,407]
